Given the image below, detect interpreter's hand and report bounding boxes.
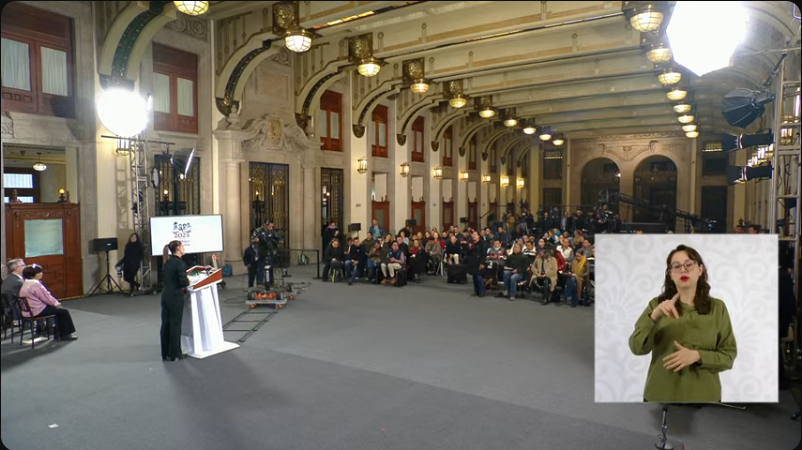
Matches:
[651,293,680,321]
[662,341,701,372]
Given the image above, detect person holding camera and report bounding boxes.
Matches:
[251,220,281,287]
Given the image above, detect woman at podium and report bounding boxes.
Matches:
[161,240,189,361]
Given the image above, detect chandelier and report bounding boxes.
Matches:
[174,1,209,16]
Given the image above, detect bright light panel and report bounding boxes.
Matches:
[97,88,149,137]
[666,2,748,77]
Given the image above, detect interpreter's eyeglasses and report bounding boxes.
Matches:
[669,261,697,273]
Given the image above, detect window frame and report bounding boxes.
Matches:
[152,43,199,134]
[319,90,343,152]
[0,2,75,118]
[468,135,477,170]
[443,126,453,167]
[411,116,425,162]
[3,167,40,202]
[371,104,388,157]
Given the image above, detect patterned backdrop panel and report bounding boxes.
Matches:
[593,234,779,403]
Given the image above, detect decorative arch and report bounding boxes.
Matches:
[632,155,679,223]
[214,33,279,116]
[353,81,403,137]
[98,2,178,88]
[459,121,494,154]
[500,135,532,159]
[295,68,348,130]
[397,95,441,136]
[482,128,516,162]
[516,143,536,165]
[432,109,470,145]
[295,60,352,114]
[580,157,621,208]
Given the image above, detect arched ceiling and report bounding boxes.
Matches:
[210,1,800,138]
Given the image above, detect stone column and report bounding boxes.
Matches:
[529,146,541,211]
[224,160,243,265]
[302,151,317,252]
[347,120,370,236]
[390,114,410,233]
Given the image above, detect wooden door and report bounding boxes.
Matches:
[489,201,498,224]
[468,201,478,230]
[442,201,454,230]
[4,203,83,299]
[411,201,426,235]
[372,200,390,233]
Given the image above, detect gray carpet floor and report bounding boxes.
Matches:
[1,266,799,450]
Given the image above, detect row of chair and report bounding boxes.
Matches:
[0,293,59,349]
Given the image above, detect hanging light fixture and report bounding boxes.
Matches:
[478,107,496,118]
[449,95,468,109]
[285,27,313,53]
[677,114,695,124]
[174,1,209,16]
[551,133,565,146]
[658,68,682,85]
[410,78,430,94]
[481,174,492,183]
[357,157,368,174]
[538,126,553,141]
[400,162,410,177]
[645,43,672,64]
[460,171,470,182]
[503,117,518,127]
[682,123,697,132]
[358,58,383,77]
[623,1,665,32]
[522,120,536,135]
[686,130,699,138]
[433,166,443,179]
[666,88,688,101]
[32,153,47,172]
[500,175,510,187]
[673,103,692,114]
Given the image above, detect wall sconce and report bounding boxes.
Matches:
[163,189,169,199]
[433,166,443,179]
[481,174,492,183]
[400,162,410,177]
[500,175,510,187]
[517,179,525,189]
[460,171,469,182]
[58,188,66,203]
[357,157,368,174]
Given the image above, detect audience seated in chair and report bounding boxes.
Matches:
[381,242,406,285]
[345,237,366,285]
[19,264,77,341]
[564,249,589,308]
[497,243,529,301]
[323,239,345,282]
[407,239,427,281]
[530,248,558,305]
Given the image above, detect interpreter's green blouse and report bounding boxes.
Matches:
[629,297,737,403]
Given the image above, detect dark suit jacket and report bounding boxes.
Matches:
[243,245,260,269]
[1,274,23,319]
[161,256,189,303]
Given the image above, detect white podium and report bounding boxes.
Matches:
[180,266,239,359]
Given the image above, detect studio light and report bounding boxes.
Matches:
[96,88,149,137]
[172,148,195,178]
[285,27,313,53]
[727,163,772,184]
[666,1,748,77]
[717,130,774,152]
[722,88,776,128]
[667,88,687,101]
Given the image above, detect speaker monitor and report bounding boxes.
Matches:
[90,237,118,253]
[348,223,361,232]
[459,217,469,224]
[405,219,417,227]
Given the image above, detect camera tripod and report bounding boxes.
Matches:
[87,249,124,296]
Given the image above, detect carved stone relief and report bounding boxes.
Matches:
[352,124,366,138]
[271,48,291,66]
[242,115,320,153]
[458,147,466,157]
[396,134,407,146]
[1,112,12,137]
[166,12,210,42]
[431,142,439,152]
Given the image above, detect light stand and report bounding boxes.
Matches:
[87,249,124,296]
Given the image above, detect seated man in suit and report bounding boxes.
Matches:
[1,259,26,327]
[323,239,345,281]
